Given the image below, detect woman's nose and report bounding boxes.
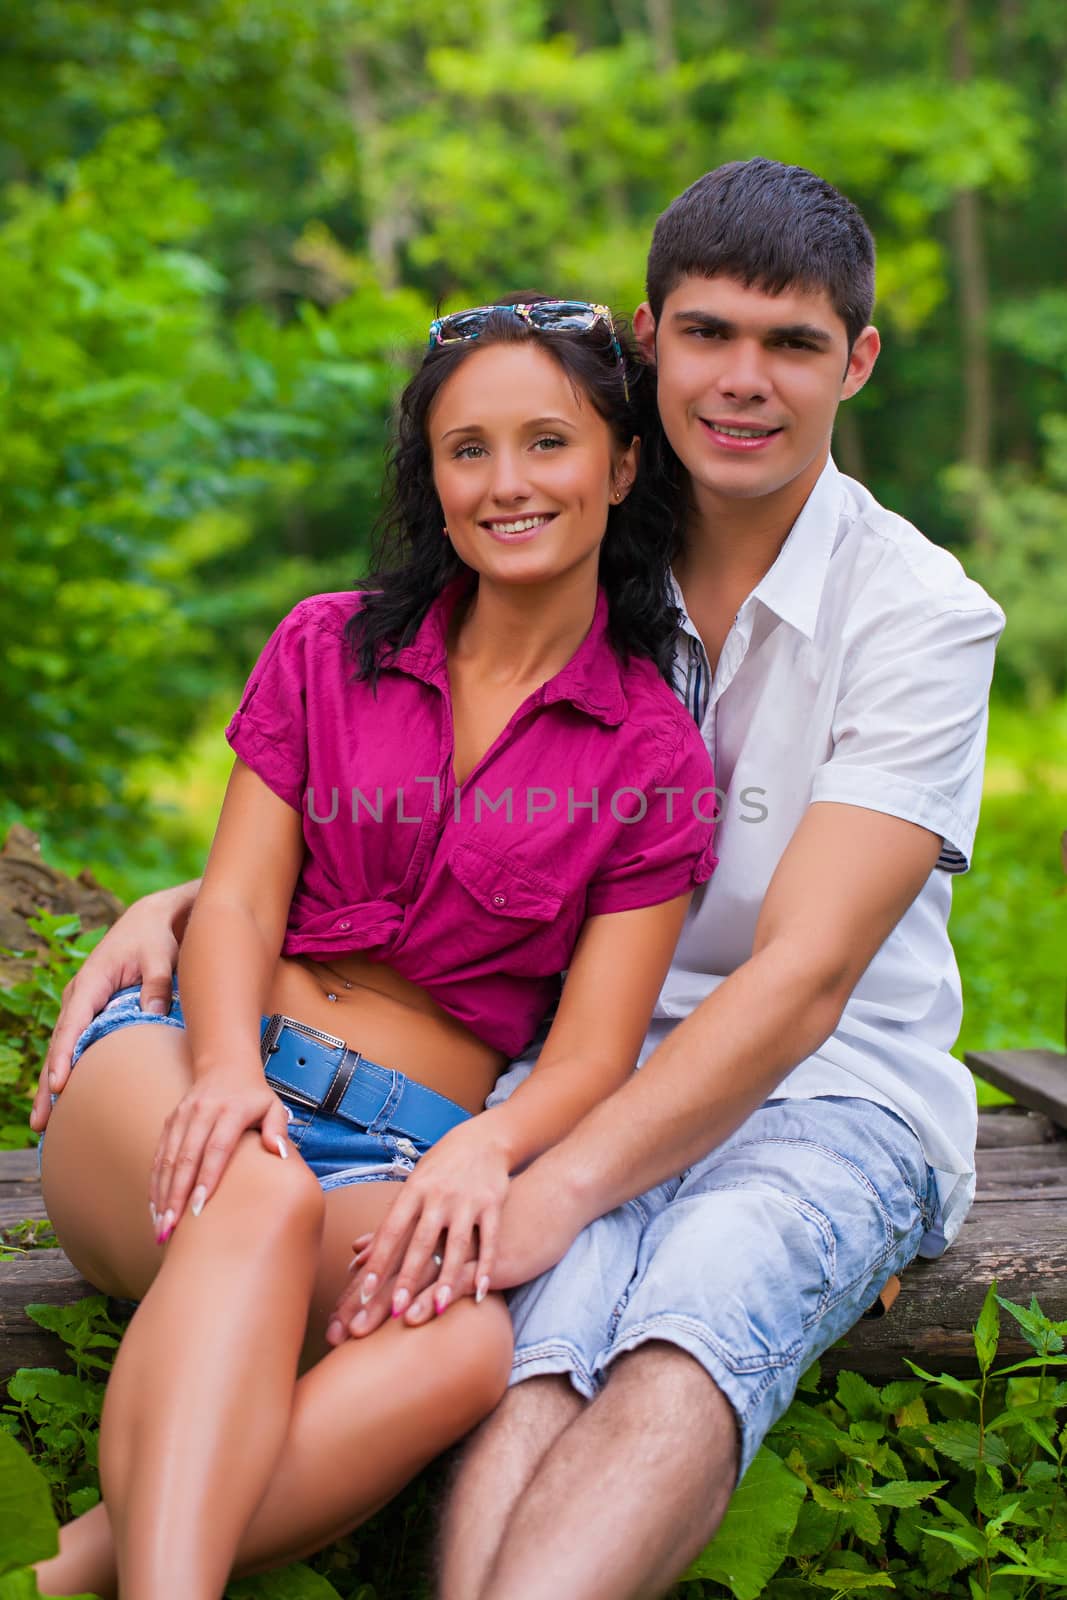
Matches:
[487,452,533,503]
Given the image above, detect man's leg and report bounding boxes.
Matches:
[438,1376,584,1599]
[465,1096,935,1600]
[479,1344,737,1600]
[439,1180,665,1599]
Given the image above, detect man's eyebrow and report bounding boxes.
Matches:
[439,415,576,440]
[670,309,834,346]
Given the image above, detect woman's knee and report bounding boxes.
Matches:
[435,1295,515,1416]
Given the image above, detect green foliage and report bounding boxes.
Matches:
[0,913,105,1148]
[2,1282,1064,1597]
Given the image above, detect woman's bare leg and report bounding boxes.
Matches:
[41,1024,325,1600]
[36,1031,512,1598]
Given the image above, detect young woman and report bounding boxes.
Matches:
[31,297,716,1599]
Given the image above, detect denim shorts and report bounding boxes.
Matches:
[506,1095,939,1480]
[38,983,472,1190]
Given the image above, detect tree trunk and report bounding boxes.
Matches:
[949,0,994,548]
[344,51,400,290]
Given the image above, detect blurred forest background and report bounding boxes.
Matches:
[1,0,1065,1061]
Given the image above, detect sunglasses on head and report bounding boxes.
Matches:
[427,300,630,402]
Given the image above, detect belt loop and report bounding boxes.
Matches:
[366,1069,403,1134]
[320,1046,361,1116]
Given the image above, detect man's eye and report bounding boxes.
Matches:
[778,339,817,352]
[688,327,725,340]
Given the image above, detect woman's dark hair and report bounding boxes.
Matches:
[345,292,683,685]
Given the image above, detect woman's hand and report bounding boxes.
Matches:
[149,1064,291,1243]
[31,882,199,1134]
[325,1114,513,1344]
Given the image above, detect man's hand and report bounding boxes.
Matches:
[30,881,199,1133]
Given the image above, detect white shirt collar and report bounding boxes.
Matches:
[672,455,845,645]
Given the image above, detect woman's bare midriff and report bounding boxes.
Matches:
[265,953,506,1116]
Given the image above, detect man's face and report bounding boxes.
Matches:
[634,274,879,508]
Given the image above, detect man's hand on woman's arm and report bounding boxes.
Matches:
[29,879,201,1133]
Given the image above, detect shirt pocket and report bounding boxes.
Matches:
[445,839,575,970]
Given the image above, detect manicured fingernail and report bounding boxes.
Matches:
[352,1311,368,1335]
[434,1286,452,1315]
[157,1226,172,1246]
[352,1233,373,1249]
[391,1287,410,1317]
[163,1209,175,1232]
[408,1298,431,1323]
[326,1319,344,1344]
[190,1186,207,1217]
[143,998,166,1015]
[284,1105,293,1123]
[360,1273,378,1306]
[476,1275,490,1304]
[149,1203,159,1228]
[275,1136,288,1160]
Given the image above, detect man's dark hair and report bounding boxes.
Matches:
[646,158,875,347]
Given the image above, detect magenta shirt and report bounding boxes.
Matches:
[226,582,717,1057]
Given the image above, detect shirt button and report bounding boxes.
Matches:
[338,919,352,931]
[491,892,507,908]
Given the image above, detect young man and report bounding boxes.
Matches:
[36,160,1003,1600]
[417,158,1005,1600]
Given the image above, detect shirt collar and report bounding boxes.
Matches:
[389,579,628,727]
[671,456,845,645]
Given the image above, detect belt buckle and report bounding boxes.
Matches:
[260,1011,347,1064]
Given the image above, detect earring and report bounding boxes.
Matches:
[442,525,450,539]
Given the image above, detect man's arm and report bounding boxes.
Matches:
[489,800,943,1287]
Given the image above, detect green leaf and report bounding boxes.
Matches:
[902,1362,978,1401]
[974,1281,1000,1374]
[837,1371,883,1421]
[866,1480,946,1508]
[911,1420,1009,1471]
[682,1447,807,1599]
[809,1571,895,1591]
[0,1429,59,1574]
[995,1294,1065,1355]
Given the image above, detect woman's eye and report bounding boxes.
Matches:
[532,435,565,451]
[453,442,486,459]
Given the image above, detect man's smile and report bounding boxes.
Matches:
[698,418,784,452]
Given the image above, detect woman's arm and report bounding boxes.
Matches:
[31,880,203,1133]
[147,758,305,1236]
[330,890,692,1338]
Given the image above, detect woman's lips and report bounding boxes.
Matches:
[481,513,559,543]
[699,420,783,453]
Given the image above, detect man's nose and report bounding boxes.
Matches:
[716,341,770,404]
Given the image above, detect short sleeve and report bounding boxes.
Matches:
[225,600,317,811]
[585,721,718,917]
[810,598,1004,872]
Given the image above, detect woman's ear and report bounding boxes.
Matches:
[612,435,640,502]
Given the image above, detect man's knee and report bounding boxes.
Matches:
[602,1341,741,1482]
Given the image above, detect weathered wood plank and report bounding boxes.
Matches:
[824,1199,1067,1378]
[975,1108,1059,1148]
[967,1049,1067,1129]
[0,1252,95,1375]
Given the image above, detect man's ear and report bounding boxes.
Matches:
[632,301,657,365]
[841,324,880,401]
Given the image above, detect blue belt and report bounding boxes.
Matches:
[259,1012,470,1144]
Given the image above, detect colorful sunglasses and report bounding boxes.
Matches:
[427,300,630,401]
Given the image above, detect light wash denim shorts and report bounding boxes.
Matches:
[506,1095,939,1479]
[39,982,472,1191]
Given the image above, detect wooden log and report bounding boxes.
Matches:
[967,1049,1067,1130]
[824,1198,1067,1378]
[0,1252,95,1375]
[975,1107,1059,1148]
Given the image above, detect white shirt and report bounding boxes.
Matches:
[491,458,1005,1254]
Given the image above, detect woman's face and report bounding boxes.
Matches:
[428,341,637,591]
